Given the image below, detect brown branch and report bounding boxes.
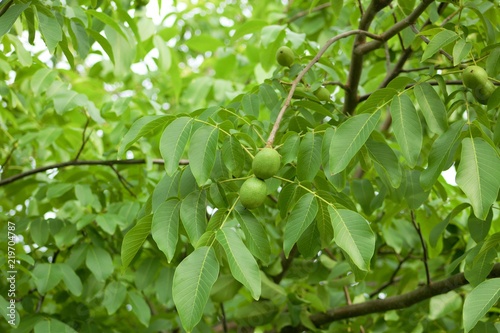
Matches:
[288,3,330,22]
[411,210,431,285]
[342,0,393,115]
[0,159,189,187]
[356,0,435,55]
[357,0,364,16]
[310,263,500,326]
[266,29,382,146]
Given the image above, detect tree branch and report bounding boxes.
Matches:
[310,263,500,326]
[356,0,435,55]
[266,29,382,146]
[0,159,189,187]
[342,0,393,115]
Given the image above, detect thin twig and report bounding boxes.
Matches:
[109,165,136,197]
[0,142,17,177]
[323,81,349,91]
[266,29,382,146]
[410,24,454,63]
[74,117,92,161]
[411,210,431,285]
[288,2,330,22]
[389,3,405,51]
[0,158,189,187]
[369,249,414,298]
[357,0,364,16]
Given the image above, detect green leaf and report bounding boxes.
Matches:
[127,290,151,327]
[420,120,464,190]
[421,30,458,62]
[103,281,127,315]
[30,218,49,246]
[330,110,381,174]
[59,263,82,296]
[152,198,181,263]
[328,207,375,271]
[0,2,31,38]
[365,138,402,188]
[465,247,496,287]
[87,28,115,63]
[221,136,245,176]
[172,246,219,332]
[216,228,261,300]
[120,115,173,155]
[429,203,470,247]
[160,117,193,175]
[428,291,462,320]
[188,125,219,186]
[33,317,78,333]
[463,278,500,333]
[86,245,114,281]
[231,19,268,41]
[32,264,63,295]
[152,172,181,211]
[242,93,260,118]
[185,34,224,52]
[121,215,152,268]
[468,209,492,243]
[69,18,90,58]
[414,82,448,135]
[234,208,271,264]
[390,94,422,167]
[153,35,172,71]
[37,12,62,53]
[283,193,319,257]
[456,138,500,220]
[357,88,397,114]
[31,68,57,95]
[87,10,128,40]
[297,132,322,181]
[452,39,472,66]
[316,200,333,248]
[180,190,207,246]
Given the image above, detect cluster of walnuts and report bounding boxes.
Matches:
[462,65,495,105]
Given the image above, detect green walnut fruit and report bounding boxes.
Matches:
[240,177,267,209]
[276,46,294,67]
[462,65,489,89]
[314,87,330,101]
[473,80,495,105]
[252,148,281,180]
